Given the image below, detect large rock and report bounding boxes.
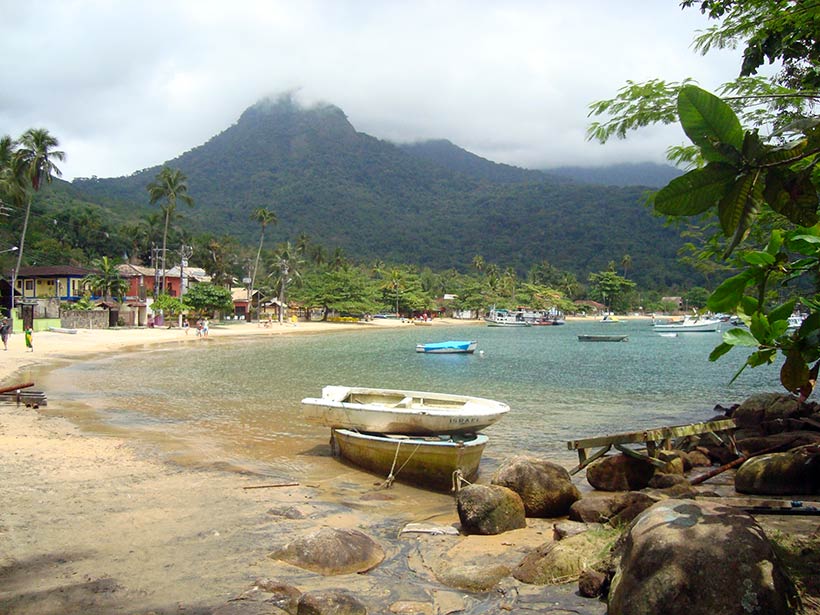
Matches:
[569,492,657,526]
[735,444,820,495]
[608,499,796,615]
[271,527,384,576]
[297,589,367,615]
[456,483,526,535]
[585,454,656,491]
[491,456,580,517]
[513,530,614,585]
[731,392,808,431]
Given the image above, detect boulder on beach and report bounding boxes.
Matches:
[735,444,820,495]
[513,529,615,585]
[731,392,810,431]
[491,456,580,517]
[271,526,384,576]
[585,454,656,491]
[608,499,796,615]
[456,483,526,535]
[297,589,368,615]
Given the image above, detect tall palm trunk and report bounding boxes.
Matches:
[161,210,170,293]
[11,195,32,314]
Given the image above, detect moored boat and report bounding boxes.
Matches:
[577,334,629,342]
[653,315,721,332]
[331,428,488,491]
[416,340,477,354]
[301,385,509,434]
[484,308,531,327]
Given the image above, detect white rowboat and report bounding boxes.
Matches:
[301,385,509,435]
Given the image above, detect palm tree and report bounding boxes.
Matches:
[249,207,277,321]
[472,254,485,274]
[146,167,194,295]
[82,256,129,302]
[268,242,302,324]
[621,254,632,279]
[12,129,64,314]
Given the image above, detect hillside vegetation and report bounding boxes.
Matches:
[66,96,694,288]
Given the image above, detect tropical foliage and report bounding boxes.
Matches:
[588,0,820,397]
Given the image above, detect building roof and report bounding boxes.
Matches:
[15,266,96,277]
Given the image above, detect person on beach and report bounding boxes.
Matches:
[182,318,190,335]
[0,317,10,350]
[24,326,33,352]
[202,318,209,338]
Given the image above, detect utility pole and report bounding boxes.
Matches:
[179,245,193,297]
[151,243,160,298]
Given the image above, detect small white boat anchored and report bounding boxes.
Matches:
[301,385,509,435]
[415,340,477,354]
[484,308,531,327]
[331,428,488,491]
[653,315,721,333]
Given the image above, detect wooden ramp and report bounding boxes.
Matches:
[0,382,47,408]
[566,418,736,475]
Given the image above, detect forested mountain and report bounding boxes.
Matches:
[544,162,684,188]
[70,96,698,289]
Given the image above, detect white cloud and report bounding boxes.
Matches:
[0,0,743,180]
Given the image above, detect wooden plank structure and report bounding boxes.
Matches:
[0,382,47,408]
[566,418,737,475]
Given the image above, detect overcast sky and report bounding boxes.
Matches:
[1,1,743,181]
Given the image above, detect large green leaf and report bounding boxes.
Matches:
[781,349,810,394]
[722,327,759,347]
[718,172,763,254]
[764,168,820,227]
[654,162,736,216]
[707,269,754,312]
[678,85,744,161]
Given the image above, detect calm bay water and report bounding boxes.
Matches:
[39,319,782,480]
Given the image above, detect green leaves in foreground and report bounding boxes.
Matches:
[705,227,820,397]
[653,85,820,257]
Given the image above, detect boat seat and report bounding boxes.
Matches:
[392,396,414,408]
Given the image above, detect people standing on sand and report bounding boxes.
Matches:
[182,318,190,335]
[24,326,33,352]
[195,319,202,337]
[0,317,10,350]
[202,318,209,338]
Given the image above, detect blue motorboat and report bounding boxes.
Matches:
[415,340,478,354]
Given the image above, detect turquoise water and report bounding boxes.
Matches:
[40,320,782,478]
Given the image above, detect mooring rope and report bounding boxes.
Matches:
[379,439,422,489]
[451,468,471,494]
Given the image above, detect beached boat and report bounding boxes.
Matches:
[484,308,531,327]
[416,340,477,354]
[331,428,488,490]
[301,385,509,434]
[577,334,629,342]
[653,315,721,332]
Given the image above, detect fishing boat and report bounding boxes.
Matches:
[331,428,489,491]
[577,334,629,342]
[415,340,477,354]
[653,315,721,332]
[301,385,509,434]
[600,314,621,323]
[484,308,531,327]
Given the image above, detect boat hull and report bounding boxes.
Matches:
[332,429,488,491]
[302,386,509,434]
[577,334,628,342]
[415,340,477,354]
[653,322,720,332]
